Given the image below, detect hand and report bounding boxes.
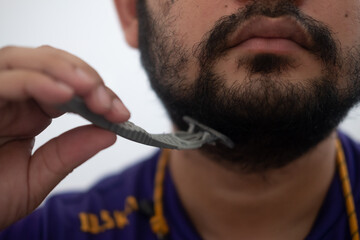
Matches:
[0,46,130,230]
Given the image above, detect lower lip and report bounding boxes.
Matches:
[235,38,304,54]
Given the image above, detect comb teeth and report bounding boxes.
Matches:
[182,116,235,149]
[59,96,234,150]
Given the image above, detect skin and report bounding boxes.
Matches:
[0,46,130,229]
[0,0,359,239]
[118,0,360,86]
[169,135,336,239]
[115,0,360,239]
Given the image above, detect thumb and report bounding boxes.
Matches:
[29,125,116,209]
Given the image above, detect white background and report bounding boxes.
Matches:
[1,0,360,199]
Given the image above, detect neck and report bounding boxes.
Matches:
[169,132,337,240]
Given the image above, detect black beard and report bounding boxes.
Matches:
[137,0,360,172]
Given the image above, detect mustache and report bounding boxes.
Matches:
[196,0,339,69]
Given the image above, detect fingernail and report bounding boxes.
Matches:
[75,68,93,85]
[96,86,112,109]
[112,98,130,118]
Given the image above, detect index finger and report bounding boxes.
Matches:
[0,46,130,122]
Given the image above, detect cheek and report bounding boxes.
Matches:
[168,0,238,53]
[301,1,360,48]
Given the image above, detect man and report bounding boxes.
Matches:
[0,0,359,239]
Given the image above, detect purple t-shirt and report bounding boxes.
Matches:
[0,132,359,239]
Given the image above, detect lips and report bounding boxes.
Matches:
[228,16,313,51]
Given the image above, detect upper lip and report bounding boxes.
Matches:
[228,16,313,50]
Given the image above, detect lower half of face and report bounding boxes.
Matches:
[137,0,360,172]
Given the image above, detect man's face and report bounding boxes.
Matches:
[137,0,360,171]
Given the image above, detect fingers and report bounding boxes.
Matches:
[0,45,130,228]
[0,46,130,123]
[38,45,104,87]
[85,87,131,123]
[0,69,74,104]
[29,125,117,209]
[0,46,99,94]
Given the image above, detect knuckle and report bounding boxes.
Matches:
[36,47,65,68]
[37,45,54,51]
[37,45,58,58]
[0,46,18,70]
[37,46,68,66]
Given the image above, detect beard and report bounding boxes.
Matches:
[136,0,360,172]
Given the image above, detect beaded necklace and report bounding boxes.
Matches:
[336,139,359,240]
[130,139,359,239]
